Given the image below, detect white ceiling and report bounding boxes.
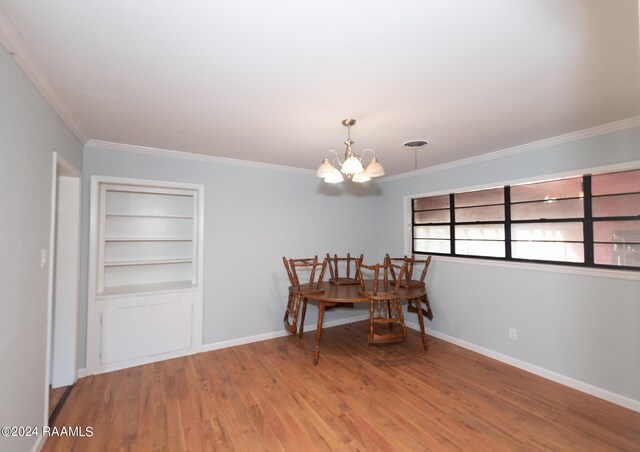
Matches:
[1,0,639,176]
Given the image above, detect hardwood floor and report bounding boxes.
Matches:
[44,321,640,451]
[48,386,70,418]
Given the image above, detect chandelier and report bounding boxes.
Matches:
[316,119,385,183]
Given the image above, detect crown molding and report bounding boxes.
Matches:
[85,139,317,176]
[0,7,87,143]
[381,116,640,183]
[90,115,640,181]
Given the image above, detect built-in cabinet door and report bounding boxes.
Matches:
[98,290,195,370]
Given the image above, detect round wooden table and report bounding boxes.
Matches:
[303,280,429,364]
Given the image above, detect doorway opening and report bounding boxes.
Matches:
[45,152,81,425]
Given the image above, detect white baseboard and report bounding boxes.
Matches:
[76,316,638,413]
[202,314,370,353]
[405,321,640,413]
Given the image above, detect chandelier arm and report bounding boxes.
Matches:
[326,149,344,167]
[359,148,376,164]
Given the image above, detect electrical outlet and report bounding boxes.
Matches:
[508,327,518,341]
[40,249,48,269]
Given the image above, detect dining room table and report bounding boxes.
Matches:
[301,280,428,364]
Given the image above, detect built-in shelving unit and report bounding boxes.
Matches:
[88,177,204,375]
[97,185,198,294]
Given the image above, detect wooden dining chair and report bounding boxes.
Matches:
[356,259,409,344]
[282,256,328,335]
[326,253,363,285]
[386,254,433,350]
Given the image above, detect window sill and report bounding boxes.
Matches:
[430,255,640,281]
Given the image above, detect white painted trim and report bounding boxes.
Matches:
[405,321,640,413]
[429,255,640,281]
[92,347,201,376]
[202,314,370,353]
[403,160,640,200]
[85,139,317,176]
[44,153,58,430]
[86,175,205,375]
[30,434,46,452]
[55,153,81,177]
[383,116,640,183]
[45,152,82,429]
[85,117,640,181]
[76,314,640,412]
[85,177,99,374]
[0,8,87,143]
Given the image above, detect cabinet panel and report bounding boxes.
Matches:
[150,299,192,355]
[98,291,195,368]
[101,306,150,364]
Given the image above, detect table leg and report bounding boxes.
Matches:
[313,301,326,365]
[415,297,428,351]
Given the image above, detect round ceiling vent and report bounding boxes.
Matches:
[402,140,428,149]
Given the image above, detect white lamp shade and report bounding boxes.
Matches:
[324,167,344,183]
[364,157,385,177]
[341,156,364,174]
[352,171,371,183]
[316,158,335,178]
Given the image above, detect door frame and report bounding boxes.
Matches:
[44,152,81,425]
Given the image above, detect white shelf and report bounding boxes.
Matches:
[104,258,193,267]
[98,281,197,298]
[105,213,193,219]
[98,183,199,295]
[104,237,193,242]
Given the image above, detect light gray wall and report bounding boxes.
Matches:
[79,147,381,367]
[374,126,640,402]
[0,47,82,452]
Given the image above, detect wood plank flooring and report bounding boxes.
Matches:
[44,321,640,451]
[48,386,69,418]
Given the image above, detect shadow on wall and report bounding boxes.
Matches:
[315,180,382,197]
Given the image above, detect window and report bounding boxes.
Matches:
[454,187,505,257]
[591,169,640,269]
[410,168,640,271]
[510,177,584,263]
[413,195,451,254]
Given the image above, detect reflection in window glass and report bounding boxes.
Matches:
[455,205,505,222]
[455,225,505,240]
[511,177,583,203]
[594,244,640,268]
[414,225,450,239]
[414,239,450,254]
[455,240,505,257]
[592,169,640,196]
[511,222,583,242]
[593,221,640,243]
[592,193,640,218]
[512,242,584,263]
[454,187,504,207]
[414,210,450,224]
[414,195,449,210]
[511,198,583,220]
